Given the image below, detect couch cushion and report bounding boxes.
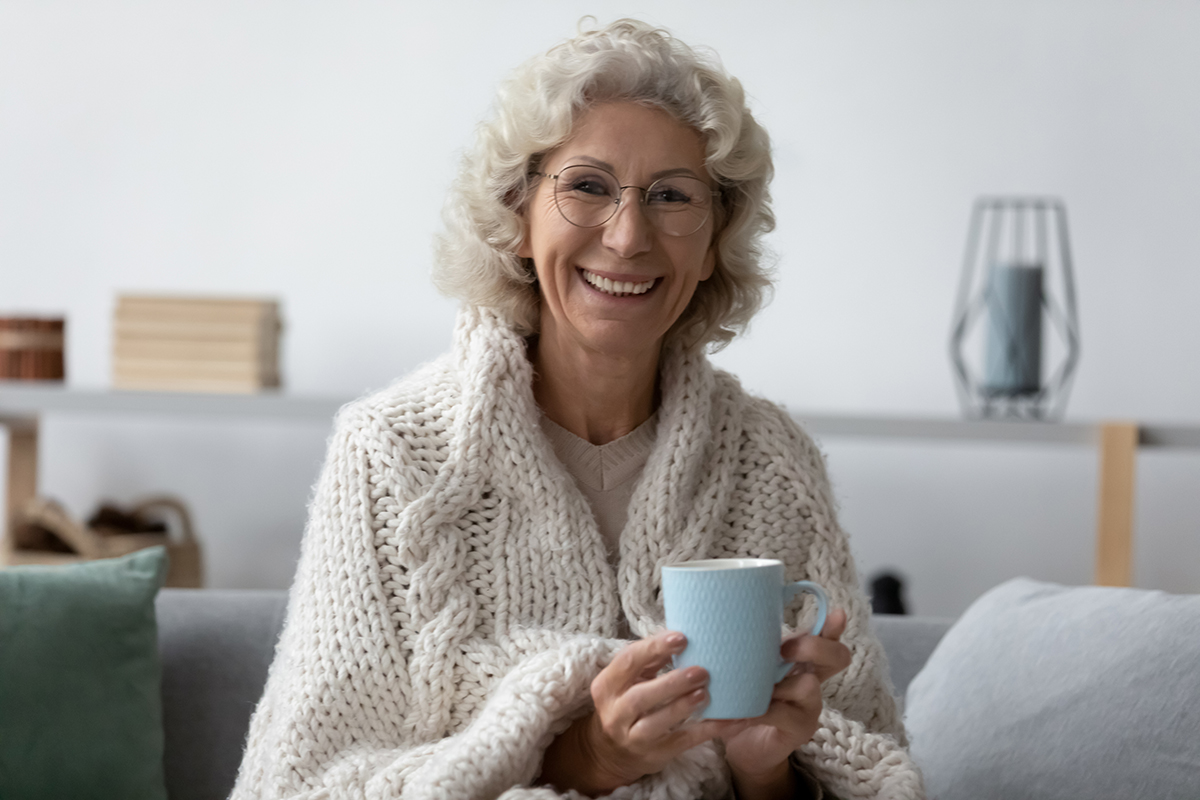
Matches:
[0,547,168,800]
[157,588,287,800]
[905,577,1200,800]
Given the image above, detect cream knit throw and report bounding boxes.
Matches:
[231,306,925,800]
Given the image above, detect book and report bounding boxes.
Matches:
[116,296,278,323]
[111,374,276,394]
[114,337,268,362]
[113,359,272,380]
[111,295,281,393]
[114,318,279,343]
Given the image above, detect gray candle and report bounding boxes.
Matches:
[983,263,1043,397]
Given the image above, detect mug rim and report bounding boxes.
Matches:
[662,558,782,572]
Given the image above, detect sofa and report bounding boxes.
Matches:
[12,548,1197,798]
[157,589,289,800]
[155,588,952,800]
[162,577,1200,800]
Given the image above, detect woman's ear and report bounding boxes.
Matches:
[700,217,719,281]
[510,185,534,259]
[699,191,727,282]
[516,224,533,259]
[700,245,716,282]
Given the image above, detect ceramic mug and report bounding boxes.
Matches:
[661,558,828,719]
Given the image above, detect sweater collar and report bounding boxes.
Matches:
[451,304,741,636]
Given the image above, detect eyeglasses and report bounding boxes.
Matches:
[536,164,719,237]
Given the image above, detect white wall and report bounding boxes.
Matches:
[3,1,1198,615]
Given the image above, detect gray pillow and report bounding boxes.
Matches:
[905,577,1200,800]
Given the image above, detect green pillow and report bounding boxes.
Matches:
[0,546,169,800]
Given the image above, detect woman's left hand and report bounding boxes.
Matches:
[721,608,852,799]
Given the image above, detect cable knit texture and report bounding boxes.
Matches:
[231,306,925,800]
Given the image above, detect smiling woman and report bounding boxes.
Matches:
[520,102,718,443]
[231,18,924,800]
[432,20,775,356]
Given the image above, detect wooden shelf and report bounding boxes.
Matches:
[4,382,1199,587]
[0,383,351,575]
[792,412,1200,588]
[794,412,1200,449]
[0,381,346,422]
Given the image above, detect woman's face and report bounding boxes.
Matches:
[519,101,717,362]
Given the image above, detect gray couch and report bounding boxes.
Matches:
[156,589,950,800]
[157,589,289,800]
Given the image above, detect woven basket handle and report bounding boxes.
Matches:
[130,496,197,544]
[21,497,105,557]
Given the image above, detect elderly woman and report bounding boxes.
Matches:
[233,19,923,800]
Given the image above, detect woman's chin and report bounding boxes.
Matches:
[559,322,666,363]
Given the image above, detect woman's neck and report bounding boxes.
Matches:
[531,332,661,446]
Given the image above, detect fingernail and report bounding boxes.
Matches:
[666,632,686,647]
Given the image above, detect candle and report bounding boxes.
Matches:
[983,263,1043,397]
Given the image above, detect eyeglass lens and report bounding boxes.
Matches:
[551,165,713,237]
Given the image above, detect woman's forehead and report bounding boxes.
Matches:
[545,101,709,179]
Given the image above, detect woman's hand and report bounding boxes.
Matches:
[538,631,749,796]
[722,608,852,800]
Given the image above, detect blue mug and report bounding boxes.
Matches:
[661,558,828,719]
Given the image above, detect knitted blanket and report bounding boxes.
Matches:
[231,306,925,800]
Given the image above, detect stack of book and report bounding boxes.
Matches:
[0,317,66,380]
[112,296,281,393]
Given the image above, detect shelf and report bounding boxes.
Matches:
[794,413,1200,588]
[0,383,353,583]
[0,382,347,423]
[794,413,1200,450]
[4,383,1198,449]
[795,413,1096,445]
[3,381,1200,588]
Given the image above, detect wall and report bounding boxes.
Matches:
[2,1,1198,615]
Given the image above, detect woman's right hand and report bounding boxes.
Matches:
[538,631,748,796]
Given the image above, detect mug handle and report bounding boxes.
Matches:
[775,580,829,684]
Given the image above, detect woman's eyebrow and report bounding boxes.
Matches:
[562,155,704,181]
[563,155,617,171]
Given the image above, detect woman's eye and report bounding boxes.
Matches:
[647,186,692,205]
[567,178,614,197]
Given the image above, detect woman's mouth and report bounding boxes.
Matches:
[580,269,657,297]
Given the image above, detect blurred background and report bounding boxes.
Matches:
[2,0,1197,615]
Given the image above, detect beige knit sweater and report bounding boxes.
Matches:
[231,306,925,800]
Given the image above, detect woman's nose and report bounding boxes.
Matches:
[602,188,654,257]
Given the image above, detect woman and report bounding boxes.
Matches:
[233,19,924,800]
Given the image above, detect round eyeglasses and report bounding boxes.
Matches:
[536,164,718,237]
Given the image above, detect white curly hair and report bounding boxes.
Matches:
[432,18,775,351]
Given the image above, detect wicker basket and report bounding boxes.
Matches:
[9,496,203,587]
[0,317,66,380]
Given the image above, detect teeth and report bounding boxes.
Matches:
[582,270,655,296]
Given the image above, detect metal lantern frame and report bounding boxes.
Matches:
[950,197,1081,420]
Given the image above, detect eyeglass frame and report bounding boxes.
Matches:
[533,165,722,237]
